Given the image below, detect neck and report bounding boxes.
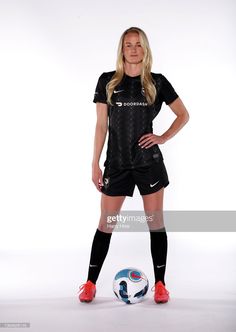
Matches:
[124,62,142,77]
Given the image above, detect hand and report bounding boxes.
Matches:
[138,133,166,149]
[92,165,103,192]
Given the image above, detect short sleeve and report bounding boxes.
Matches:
[160,74,179,105]
[93,73,107,104]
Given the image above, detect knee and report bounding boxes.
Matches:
[98,219,114,233]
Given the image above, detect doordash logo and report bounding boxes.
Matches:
[115,102,148,107]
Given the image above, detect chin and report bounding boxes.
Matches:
[128,59,142,64]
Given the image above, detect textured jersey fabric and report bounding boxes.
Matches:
[93,71,179,169]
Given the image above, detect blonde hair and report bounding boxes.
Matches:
[107,27,157,105]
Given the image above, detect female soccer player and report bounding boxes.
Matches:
[78,27,189,303]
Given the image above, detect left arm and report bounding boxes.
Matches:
[138,97,190,148]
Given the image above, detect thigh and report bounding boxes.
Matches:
[101,192,126,212]
[142,187,164,211]
[98,193,126,233]
[141,187,165,231]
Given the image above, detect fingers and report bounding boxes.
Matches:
[93,179,102,192]
[138,133,165,148]
[138,133,152,144]
[138,133,154,148]
[141,141,155,149]
[139,136,155,148]
[97,178,103,192]
[92,172,104,192]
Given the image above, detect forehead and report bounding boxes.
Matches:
[123,32,140,43]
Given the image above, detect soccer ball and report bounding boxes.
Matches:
[113,267,149,304]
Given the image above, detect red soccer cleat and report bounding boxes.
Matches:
[78,280,96,303]
[152,281,170,303]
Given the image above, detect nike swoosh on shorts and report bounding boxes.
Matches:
[150,180,160,187]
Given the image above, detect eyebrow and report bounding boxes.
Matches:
[124,41,141,45]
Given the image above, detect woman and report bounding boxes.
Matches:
[78,27,189,303]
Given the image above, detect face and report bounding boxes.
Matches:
[122,32,144,64]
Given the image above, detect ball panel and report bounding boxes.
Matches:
[114,269,130,280]
[113,267,149,304]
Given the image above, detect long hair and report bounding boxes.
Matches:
[106,27,156,105]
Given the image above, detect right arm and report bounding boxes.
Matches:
[92,102,108,191]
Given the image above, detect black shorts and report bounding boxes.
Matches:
[101,160,169,197]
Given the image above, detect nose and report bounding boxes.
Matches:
[130,45,137,52]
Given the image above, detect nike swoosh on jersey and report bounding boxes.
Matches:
[150,180,160,187]
[114,90,124,94]
[156,265,165,268]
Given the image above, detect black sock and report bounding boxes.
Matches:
[149,227,168,285]
[87,228,112,284]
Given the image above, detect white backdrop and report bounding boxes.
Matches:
[0,0,235,253]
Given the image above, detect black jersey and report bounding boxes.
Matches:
[93,71,179,169]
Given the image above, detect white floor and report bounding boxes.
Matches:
[1,296,235,332]
[0,232,236,332]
